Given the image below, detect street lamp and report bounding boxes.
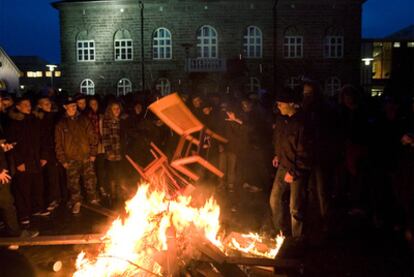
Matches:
[361,58,374,66]
[46,64,58,89]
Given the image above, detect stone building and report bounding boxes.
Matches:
[52,0,365,97]
[0,47,20,93]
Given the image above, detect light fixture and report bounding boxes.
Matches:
[362,58,373,66]
[46,64,57,72]
[20,85,25,90]
[58,88,62,92]
[120,8,124,13]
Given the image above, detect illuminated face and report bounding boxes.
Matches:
[276,101,292,116]
[89,99,99,113]
[134,103,143,115]
[303,84,314,96]
[38,98,52,112]
[16,100,32,115]
[202,106,212,115]
[192,97,202,108]
[64,103,78,117]
[77,98,87,111]
[111,104,121,118]
[2,98,13,109]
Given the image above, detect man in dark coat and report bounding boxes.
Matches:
[35,96,61,211]
[6,97,49,225]
[270,87,313,239]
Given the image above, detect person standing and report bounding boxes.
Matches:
[270,87,313,240]
[7,97,50,225]
[35,96,61,211]
[102,101,126,205]
[55,97,99,214]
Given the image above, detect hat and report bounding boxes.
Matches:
[275,87,301,104]
[63,97,77,105]
[74,93,86,101]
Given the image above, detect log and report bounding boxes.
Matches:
[0,234,105,246]
[82,203,118,219]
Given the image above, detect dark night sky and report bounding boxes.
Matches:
[0,0,413,64]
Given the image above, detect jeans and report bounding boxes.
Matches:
[270,166,309,238]
[218,151,237,185]
[0,182,20,236]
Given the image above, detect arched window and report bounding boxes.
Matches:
[246,77,261,93]
[155,78,171,96]
[283,26,303,58]
[76,31,95,62]
[243,26,263,58]
[325,77,341,96]
[114,29,133,61]
[153,27,172,60]
[117,78,132,96]
[324,27,344,58]
[285,76,301,90]
[197,25,218,58]
[80,79,95,95]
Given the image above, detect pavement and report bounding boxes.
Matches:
[1,183,413,277]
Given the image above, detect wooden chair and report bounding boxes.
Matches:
[149,93,228,181]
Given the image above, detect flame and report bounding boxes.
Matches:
[74,184,284,276]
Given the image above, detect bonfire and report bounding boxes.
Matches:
[74,184,284,277]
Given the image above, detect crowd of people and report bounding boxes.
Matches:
[0,82,412,252]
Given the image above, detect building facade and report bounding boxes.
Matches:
[0,47,20,93]
[361,25,414,98]
[11,56,62,93]
[53,0,365,97]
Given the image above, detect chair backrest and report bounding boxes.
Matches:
[149,93,203,136]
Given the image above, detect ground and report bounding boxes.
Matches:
[1,183,413,277]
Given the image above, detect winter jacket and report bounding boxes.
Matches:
[6,109,46,173]
[273,111,313,178]
[33,109,59,162]
[55,113,98,164]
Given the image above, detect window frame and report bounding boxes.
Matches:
[324,36,344,59]
[197,25,218,59]
[243,26,263,59]
[114,38,133,61]
[77,40,96,62]
[325,77,341,96]
[80,79,95,95]
[117,78,132,96]
[155,78,171,96]
[283,36,303,58]
[153,27,173,60]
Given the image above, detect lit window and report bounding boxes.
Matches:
[117,78,132,96]
[153,27,172,60]
[246,77,261,93]
[114,29,133,61]
[371,88,384,97]
[46,71,52,77]
[325,77,341,96]
[27,71,35,78]
[324,36,344,58]
[285,76,301,89]
[155,78,171,96]
[243,26,263,59]
[393,42,401,48]
[36,71,43,77]
[197,25,218,58]
[77,40,95,61]
[283,36,303,58]
[80,79,95,95]
[407,42,414,48]
[55,71,61,77]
